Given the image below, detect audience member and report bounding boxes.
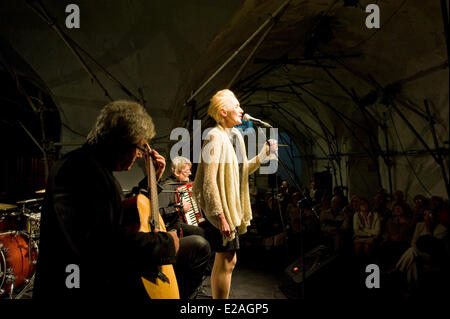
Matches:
[395,206,449,296]
[353,198,381,259]
[429,196,445,215]
[341,195,360,253]
[379,203,413,269]
[309,181,319,205]
[391,190,412,217]
[342,195,360,225]
[411,194,428,225]
[314,191,331,217]
[319,195,350,252]
[374,192,392,229]
[276,180,291,219]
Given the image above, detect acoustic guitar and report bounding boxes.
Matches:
[124,144,179,299]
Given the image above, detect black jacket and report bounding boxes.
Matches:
[33,145,176,302]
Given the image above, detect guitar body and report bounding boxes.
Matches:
[133,194,180,299]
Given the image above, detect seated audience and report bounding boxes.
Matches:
[379,202,413,269]
[342,195,360,228]
[391,190,412,217]
[314,191,331,217]
[320,195,350,252]
[411,194,428,225]
[395,206,449,297]
[353,198,381,259]
[374,192,392,230]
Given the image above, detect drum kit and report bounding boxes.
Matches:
[0,189,44,299]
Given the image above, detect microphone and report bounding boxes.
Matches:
[243,114,272,128]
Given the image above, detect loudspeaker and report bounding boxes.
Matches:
[284,245,336,284]
[280,245,338,299]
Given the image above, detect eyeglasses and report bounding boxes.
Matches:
[180,168,191,174]
[133,144,147,155]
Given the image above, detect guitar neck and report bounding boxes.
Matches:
[145,147,160,230]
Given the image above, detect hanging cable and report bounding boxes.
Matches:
[62,123,87,138]
[346,0,408,49]
[388,110,433,195]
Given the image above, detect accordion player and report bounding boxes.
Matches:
[175,182,205,226]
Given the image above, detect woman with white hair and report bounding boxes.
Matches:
[193,89,277,299]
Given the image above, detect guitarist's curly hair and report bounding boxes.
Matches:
[87,100,155,147]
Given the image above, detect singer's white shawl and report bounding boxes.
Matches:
[192,124,272,245]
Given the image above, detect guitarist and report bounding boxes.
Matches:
[135,156,211,298]
[34,100,180,302]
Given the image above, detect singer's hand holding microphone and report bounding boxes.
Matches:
[266,139,278,155]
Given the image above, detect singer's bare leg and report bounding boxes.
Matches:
[210,251,237,299]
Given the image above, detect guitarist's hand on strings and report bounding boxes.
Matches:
[151,149,166,182]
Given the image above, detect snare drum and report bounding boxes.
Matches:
[24,213,41,239]
[0,231,38,297]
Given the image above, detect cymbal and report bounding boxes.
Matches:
[35,189,46,194]
[16,198,43,205]
[0,203,17,210]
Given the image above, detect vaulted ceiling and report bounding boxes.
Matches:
[1,0,448,197]
[173,0,448,156]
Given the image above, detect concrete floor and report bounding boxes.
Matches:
[194,241,291,299]
[197,262,288,299]
[6,246,290,300]
[10,244,448,301]
[6,237,396,301]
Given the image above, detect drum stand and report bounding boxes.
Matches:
[2,273,35,299]
[14,273,35,299]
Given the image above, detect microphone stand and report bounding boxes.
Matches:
[254,122,308,299]
[297,198,306,299]
[274,174,289,265]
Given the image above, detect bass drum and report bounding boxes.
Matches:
[0,231,38,297]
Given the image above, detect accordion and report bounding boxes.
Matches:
[175,182,205,226]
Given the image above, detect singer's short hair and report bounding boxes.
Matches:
[87,100,155,146]
[171,156,192,173]
[208,89,238,124]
